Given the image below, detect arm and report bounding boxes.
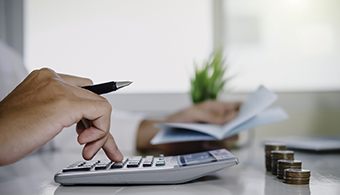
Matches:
[0,68,123,165]
[136,101,240,155]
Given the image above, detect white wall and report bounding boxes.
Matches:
[24,0,213,93]
[25,0,340,93]
[224,0,340,92]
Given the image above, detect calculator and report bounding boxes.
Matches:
[54,149,238,185]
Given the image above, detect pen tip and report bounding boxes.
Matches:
[116,81,133,89]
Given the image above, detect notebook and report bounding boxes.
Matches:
[151,86,288,145]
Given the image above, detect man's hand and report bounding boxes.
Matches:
[165,100,239,124]
[136,100,241,155]
[0,68,123,165]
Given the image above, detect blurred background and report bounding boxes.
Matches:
[1,0,340,139]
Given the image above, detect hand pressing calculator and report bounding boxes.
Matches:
[54,149,238,185]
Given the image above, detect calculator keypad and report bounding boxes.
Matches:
[62,155,167,172]
[62,149,233,173]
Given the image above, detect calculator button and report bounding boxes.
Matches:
[142,162,153,167]
[62,160,99,172]
[111,162,123,169]
[127,161,140,168]
[78,162,86,166]
[111,158,127,169]
[95,160,112,170]
[129,156,142,163]
[68,161,84,168]
[155,160,165,166]
[126,156,142,168]
[142,156,154,167]
[83,160,100,167]
[159,154,164,160]
[62,166,92,172]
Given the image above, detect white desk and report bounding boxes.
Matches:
[1,141,340,195]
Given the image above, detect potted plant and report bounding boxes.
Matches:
[190,50,230,104]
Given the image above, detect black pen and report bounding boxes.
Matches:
[82,81,132,95]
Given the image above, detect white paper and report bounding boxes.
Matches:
[151,86,288,145]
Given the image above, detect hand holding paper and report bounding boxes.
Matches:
[151,86,288,145]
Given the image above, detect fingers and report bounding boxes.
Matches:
[222,111,236,123]
[68,94,112,131]
[166,100,241,125]
[102,134,124,162]
[81,132,123,162]
[200,101,239,116]
[82,134,108,160]
[55,71,122,162]
[23,68,121,162]
[74,97,123,162]
[58,73,93,87]
[81,99,112,134]
[77,126,107,144]
[192,101,240,124]
[190,109,227,124]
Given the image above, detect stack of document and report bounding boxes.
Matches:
[151,86,288,145]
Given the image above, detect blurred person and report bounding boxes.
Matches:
[136,101,240,155]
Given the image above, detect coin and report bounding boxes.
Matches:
[284,169,311,178]
[283,177,310,181]
[283,179,310,185]
[264,143,286,171]
[277,160,302,179]
[265,142,287,151]
[283,169,311,185]
[271,150,294,175]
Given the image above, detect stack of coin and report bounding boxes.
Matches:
[283,169,311,185]
[264,143,286,172]
[271,150,294,175]
[277,160,302,179]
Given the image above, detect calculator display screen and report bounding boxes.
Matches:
[179,152,216,166]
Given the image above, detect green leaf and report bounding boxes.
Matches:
[190,50,231,103]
